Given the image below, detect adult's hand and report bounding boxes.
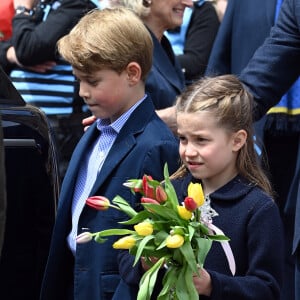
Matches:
[156,106,177,134]
[6,46,56,72]
[82,115,96,131]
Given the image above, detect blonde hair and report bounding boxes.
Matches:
[57,7,153,80]
[116,0,150,18]
[174,75,272,195]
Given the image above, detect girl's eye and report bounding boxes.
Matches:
[197,137,206,142]
[178,135,187,143]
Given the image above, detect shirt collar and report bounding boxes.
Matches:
[96,94,146,133]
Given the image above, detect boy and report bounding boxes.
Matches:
[40,8,180,300]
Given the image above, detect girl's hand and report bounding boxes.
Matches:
[193,267,212,296]
[141,256,160,271]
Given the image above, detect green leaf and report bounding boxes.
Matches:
[184,264,199,300]
[195,237,212,268]
[188,225,195,242]
[154,230,169,246]
[94,228,134,237]
[112,195,137,217]
[163,163,180,211]
[207,234,230,241]
[142,203,182,222]
[158,266,179,299]
[93,228,134,244]
[176,263,191,300]
[119,210,150,225]
[179,242,199,275]
[138,257,165,300]
[156,238,167,251]
[133,235,155,266]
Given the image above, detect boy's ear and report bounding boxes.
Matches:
[126,62,142,85]
[232,129,247,151]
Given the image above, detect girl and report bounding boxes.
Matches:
[172,74,284,299]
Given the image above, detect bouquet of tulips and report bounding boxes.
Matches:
[77,164,232,300]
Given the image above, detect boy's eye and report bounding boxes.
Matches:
[87,80,98,86]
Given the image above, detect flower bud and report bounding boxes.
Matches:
[188,183,205,207]
[141,197,160,205]
[86,196,110,211]
[155,185,168,203]
[166,234,184,248]
[177,205,193,220]
[184,196,198,211]
[142,175,155,198]
[76,232,93,244]
[134,221,154,236]
[123,179,143,193]
[113,236,136,249]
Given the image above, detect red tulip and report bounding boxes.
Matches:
[184,196,198,211]
[86,196,110,211]
[142,175,155,198]
[141,197,160,205]
[155,185,167,203]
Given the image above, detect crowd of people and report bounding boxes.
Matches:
[0,0,299,299]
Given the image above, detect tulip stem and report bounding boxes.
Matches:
[109,204,121,210]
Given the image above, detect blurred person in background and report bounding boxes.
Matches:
[206,1,299,298]
[165,0,220,85]
[0,0,96,180]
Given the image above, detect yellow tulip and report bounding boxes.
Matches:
[112,236,136,249]
[134,222,154,236]
[166,234,184,248]
[188,182,205,207]
[177,205,193,220]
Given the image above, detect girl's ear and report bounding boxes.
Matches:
[232,129,247,151]
[126,62,142,86]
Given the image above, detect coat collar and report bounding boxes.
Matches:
[175,173,255,203]
[60,96,156,201]
[150,29,185,93]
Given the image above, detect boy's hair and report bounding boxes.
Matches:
[57,7,153,81]
[175,74,272,195]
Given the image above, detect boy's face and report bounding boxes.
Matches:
[73,67,136,122]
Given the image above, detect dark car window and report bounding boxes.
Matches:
[0,66,59,300]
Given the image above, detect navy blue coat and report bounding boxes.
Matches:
[146,30,185,110]
[172,174,284,300]
[117,174,284,299]
[40,96,180,300]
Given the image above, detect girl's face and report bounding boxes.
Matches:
[74,67,137,122]
[148,0,193,33]
[177,111,245,193]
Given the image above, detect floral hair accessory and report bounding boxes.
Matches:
[80,164,235,300]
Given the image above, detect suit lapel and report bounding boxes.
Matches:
[58,124,100,210]
[151,31,185,93]
[89,96,155,195]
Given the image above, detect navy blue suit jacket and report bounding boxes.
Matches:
[206,0,276,76]
[40,96,180,300]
